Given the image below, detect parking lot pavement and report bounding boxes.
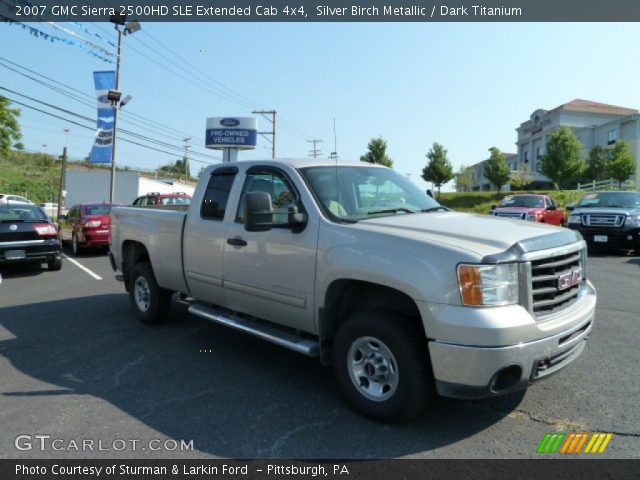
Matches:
[0,249,639,459]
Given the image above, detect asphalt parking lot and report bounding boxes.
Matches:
[0,247,639,459]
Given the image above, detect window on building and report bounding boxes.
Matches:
[608,129,617,145]
[536,146,543,159]
[536,162,541,173]
[524,151,529,163]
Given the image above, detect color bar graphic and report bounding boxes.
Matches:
[538,432,613,454]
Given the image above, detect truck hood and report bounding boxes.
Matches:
[570,207,640,216]
[357,211,580,259]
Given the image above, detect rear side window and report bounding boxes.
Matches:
[201,172,236,220]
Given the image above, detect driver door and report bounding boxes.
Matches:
[222,166,319,334]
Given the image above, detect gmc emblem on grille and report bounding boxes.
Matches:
[558,267,583,290]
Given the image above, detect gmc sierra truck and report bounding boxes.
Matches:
[109,159,596,422]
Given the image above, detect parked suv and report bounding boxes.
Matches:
[492,194,565,226]
[566,190,640,252]
[132,192,191,206]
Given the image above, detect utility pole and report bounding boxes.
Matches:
[109,24,123,203]
[252,109,276,158]
[307,139,323,159]
[57,128,70,220]
[183,137,191,183]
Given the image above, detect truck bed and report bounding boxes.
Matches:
[110,206,188,293]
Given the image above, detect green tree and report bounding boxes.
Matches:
[509,164,534,191]
[0,96,22,158]
[421,142,454,199]
[585,146,609,182]
[540,126,585,189]
[13,142,25,151]
[607,141,636,188]
[484,147,511,194]
[360,137,393,167]
[454,164,474,192]
[159,157,191,180]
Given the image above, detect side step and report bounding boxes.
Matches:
[188,303,319,357]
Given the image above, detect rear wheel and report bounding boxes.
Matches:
[129,261,172,324]
[47,255,62,271]
[71,232,81,256]
[332,309,433,422]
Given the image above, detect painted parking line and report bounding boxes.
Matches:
[62,254,103,280]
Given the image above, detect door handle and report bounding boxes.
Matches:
[227,237,247,247]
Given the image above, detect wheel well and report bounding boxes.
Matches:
[122,240,150,291]
[319,280,425,364]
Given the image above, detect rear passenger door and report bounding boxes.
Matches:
[182,166,238,304]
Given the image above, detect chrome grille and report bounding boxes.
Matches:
[529,249,583,318]
[494,212,526,219]
[581,214,624,227]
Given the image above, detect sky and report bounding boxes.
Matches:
[1,22,639,191]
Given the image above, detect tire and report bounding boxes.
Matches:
[332,309,433,422]
[129,261,172,324]
[71,232,81,256]
[47,255,62,271]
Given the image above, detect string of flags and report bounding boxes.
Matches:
[0,14,115,64]
[72,22,119,49]
[47,21,118,59]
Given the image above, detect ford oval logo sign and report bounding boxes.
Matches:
[220,118,240,127]
[9,224,17,231]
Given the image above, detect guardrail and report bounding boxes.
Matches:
[577,179,635,191]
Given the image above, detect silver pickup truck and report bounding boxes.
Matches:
[109,159,596,421]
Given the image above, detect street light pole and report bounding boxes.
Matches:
[57,129,70,220]
[109,25,123,203]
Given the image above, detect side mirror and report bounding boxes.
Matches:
[244,192,273,232]
[490,204,497,210]
[288,206,308,232]
[547,204,557,211]
[566,203,575,211]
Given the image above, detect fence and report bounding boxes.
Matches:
[577,178,635,191]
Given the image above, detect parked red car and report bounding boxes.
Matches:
[491,194,566,226]
[132,191,191,206]
[59,202,122,254]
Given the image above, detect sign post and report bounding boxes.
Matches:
[205,117,258,162]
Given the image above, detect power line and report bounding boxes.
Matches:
[252,109,277,158]
[1,94,219,165]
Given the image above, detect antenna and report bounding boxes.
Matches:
[333,118,339,217]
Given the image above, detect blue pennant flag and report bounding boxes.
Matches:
[90,71,116,163]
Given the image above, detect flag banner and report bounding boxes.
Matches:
[89,70,116,164]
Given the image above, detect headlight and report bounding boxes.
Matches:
[525,213,536,221]
[567,215,581,224]
[457,263,519,306]
[624,215,640,226]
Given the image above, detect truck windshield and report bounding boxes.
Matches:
[300,165,441,221]
[499,195,544,208]
[578,192,640,209]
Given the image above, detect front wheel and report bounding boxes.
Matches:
[47,255,62,271]
[332,309,433,422]
[129,261,172,324]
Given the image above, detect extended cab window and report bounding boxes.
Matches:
[201,172,236,220]
[237,170,301,226]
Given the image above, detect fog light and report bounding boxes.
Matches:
[490,365,522,392]
[628,235,633,241]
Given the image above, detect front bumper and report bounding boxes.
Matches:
[569,225,640,248]
[427,281,596,399]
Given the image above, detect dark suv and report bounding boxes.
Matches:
[566,191,640,252]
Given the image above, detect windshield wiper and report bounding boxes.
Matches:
[420,206,450,213]
[366,208,416,215]
[1,219,25,223]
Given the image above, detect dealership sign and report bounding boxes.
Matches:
[90,71,116,164]
[205,117,257,150]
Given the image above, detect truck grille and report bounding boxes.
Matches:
[581,214,624,227]
[494,212,526,220]
[530,249,583,318]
